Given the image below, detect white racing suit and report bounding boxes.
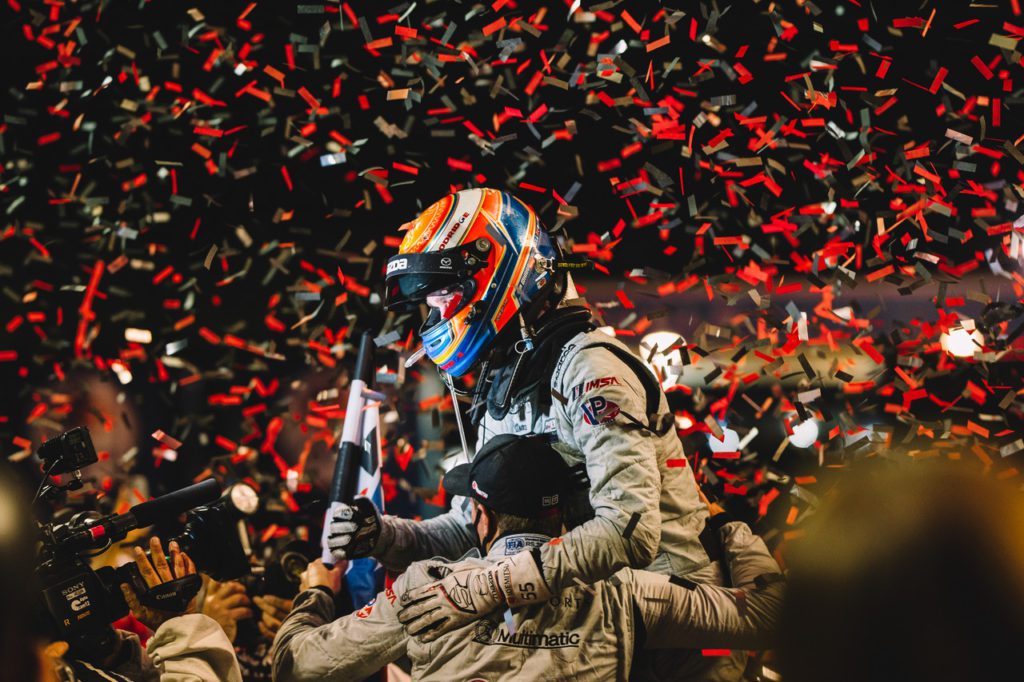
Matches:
[374,326,743,680]
[273,522,783,681]
[379,328,709,581]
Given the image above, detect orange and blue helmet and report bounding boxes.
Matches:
[384,188,559,377]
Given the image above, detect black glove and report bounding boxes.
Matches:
[326,497,385,560]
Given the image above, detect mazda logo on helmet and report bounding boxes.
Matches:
[440,257,452,268]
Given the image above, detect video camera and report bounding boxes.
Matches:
[202,452,324,600]
[34,427,251,659]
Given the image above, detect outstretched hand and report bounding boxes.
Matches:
[120,536,198,631]
[253,594,294,639]
[201,578,253,643]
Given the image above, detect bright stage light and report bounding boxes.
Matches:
[708,427,740,453]
[790,420,819,449]
[941,325,983,358]
[640,331,686,385]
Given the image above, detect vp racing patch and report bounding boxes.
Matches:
[579,396,620,425]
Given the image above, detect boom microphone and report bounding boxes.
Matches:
[130,478,222,527]
[61,479,223,555]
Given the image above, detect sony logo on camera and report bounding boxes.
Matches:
[62,581,90,612]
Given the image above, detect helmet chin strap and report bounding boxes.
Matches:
[517,312,535,353]
[437,254,571,442]
[441,368,473,462]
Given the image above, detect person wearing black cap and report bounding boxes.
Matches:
[273,436,784,682]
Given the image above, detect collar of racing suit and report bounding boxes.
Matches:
[469,305,595,424]
[485,533,552,559]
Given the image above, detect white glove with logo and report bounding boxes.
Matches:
[324,497,392,560]
[396,551,552,642]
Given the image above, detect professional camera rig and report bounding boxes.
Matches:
[34,427,251,658]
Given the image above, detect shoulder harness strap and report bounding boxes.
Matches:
[576,342,674,436]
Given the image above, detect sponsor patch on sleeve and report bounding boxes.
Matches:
[355,599,376,618]
[569,376,621,401]
[579,396,620,425]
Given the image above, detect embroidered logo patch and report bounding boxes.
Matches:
[570,376,621,401]
[472,480,490,498]
[579,396,620,425]
[355,599,376,618]
[505,537,526,553]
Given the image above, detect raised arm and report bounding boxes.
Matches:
[374,498,477,572]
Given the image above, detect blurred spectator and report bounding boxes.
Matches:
[778,463,1024,682]
[0,463,48,681]
[200,578,254,643]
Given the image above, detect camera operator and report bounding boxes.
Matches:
[3,459,244,682]
[43,535,243,682]
[272,435,783,681]
[105,535,244,681]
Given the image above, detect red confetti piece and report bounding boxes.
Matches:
[970,55,994,80]
[621,10,642,34]
[646,34,671,52]
[366,37,393,50]
[152,430,183,449]
[482,17,506,36]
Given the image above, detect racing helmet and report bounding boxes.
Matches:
[384,188,560,377]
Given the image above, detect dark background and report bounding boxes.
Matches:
[2,0,1022,530]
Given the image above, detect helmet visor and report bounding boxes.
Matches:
[422,279,477,330]
[386,271,462,312]
[384,245,488,311]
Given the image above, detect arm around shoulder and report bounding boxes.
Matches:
[632,521,784,651]
[538,346,664,589]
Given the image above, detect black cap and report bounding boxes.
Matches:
[443,435,570,517]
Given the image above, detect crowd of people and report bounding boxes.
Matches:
[7,190,1022,681]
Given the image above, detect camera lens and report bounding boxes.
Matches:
[278,549,309,584]
[171,503,250,582]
